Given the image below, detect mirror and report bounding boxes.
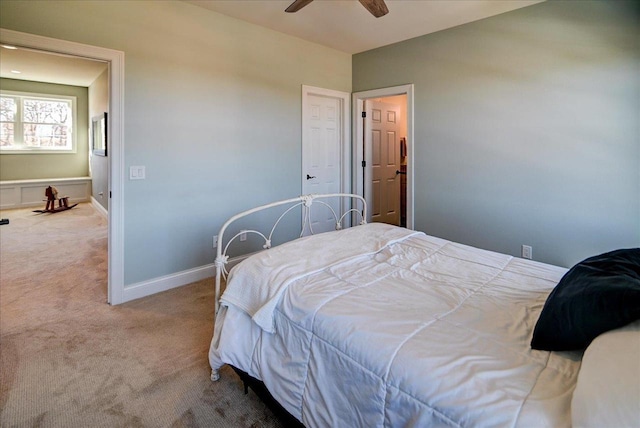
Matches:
[92,112,107,156]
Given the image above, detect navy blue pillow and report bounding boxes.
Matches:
[531,248,640,351]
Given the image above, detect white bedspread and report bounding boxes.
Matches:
[210,223,581,427]
[221,222,422,332]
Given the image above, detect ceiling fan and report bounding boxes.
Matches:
[285,0,389,18]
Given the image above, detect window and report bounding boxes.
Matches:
[0,91,76,153]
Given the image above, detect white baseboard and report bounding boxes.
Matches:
[121,254,250,303]
[91,196,108,218]
[123,264,215,303]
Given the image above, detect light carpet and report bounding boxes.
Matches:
[0,203,283,427]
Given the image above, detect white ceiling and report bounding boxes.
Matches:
[0,45,108,87]
[185,0,544,54]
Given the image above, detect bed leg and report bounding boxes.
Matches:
[210,369,220,382]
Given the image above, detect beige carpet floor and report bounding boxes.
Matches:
[0,203,283,427]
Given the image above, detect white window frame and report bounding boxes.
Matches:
[0,89,77,154]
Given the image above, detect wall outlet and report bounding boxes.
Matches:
[522,245,533,260]
[213,235,218,248]
[240,230,247,242]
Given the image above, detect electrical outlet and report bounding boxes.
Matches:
[240,230,247,242]
[213,235,218,248]
[522,245,533,260]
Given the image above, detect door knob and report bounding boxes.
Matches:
[306,174,316,180]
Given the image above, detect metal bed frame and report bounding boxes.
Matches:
[213,192,367,319]
[211,193,366,387]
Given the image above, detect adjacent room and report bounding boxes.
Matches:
[0,49,109,213]
[0,0,638,426]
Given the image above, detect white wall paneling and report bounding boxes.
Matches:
[0,177,91,209]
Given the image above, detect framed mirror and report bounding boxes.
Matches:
[92,112,107,156]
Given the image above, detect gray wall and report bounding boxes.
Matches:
[353,0,639,267]
[89,68,109,211]
[0,0,351,285]
[0,78,89,180]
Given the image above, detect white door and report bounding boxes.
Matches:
[353,84,414,230]
[366,100,401,225]
[302,86,350,234]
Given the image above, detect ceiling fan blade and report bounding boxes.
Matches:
[358,0,389,18]
[285,0,314,13]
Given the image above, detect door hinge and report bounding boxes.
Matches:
[362,160,366,167]
[361,111,366,118]
[109,191,112,198]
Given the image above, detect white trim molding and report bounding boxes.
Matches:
[123,265,215,303]
[91,196,108,219]
[122,255,249,303]
[0,28,125,305]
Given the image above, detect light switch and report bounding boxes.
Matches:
[130,166,145,180]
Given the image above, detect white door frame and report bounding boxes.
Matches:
[301,85,351,194]
[0,28,126,304]
[353,84,414,229]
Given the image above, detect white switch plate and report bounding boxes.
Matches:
[130,166,145,180]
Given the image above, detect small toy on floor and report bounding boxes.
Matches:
[0,218,9,225]
[32,186,78,214]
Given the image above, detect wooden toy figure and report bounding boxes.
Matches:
[33,186,78,214]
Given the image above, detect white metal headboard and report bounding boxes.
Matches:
[214,193,367,313]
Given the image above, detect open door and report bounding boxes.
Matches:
[353,85,414,229]
[366,99,401,225]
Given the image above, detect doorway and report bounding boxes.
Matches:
[0,28,125,304]
[365,97,406,226]
[353,85,414,229]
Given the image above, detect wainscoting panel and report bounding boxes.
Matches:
[0,177,92,209]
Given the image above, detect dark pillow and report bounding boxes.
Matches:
[531,248,640,351]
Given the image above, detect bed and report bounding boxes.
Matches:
[209,193,640,428]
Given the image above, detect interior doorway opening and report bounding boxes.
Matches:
[0,28,125,304]
[364,96,407,227]
[353,85,414,229]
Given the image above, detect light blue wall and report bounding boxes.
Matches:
[2,0,637,287]
[0,0,351,284]
[353,0,639,267]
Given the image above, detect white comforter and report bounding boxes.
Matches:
[210,223,581,427]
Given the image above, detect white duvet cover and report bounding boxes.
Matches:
[209,223,581,427]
